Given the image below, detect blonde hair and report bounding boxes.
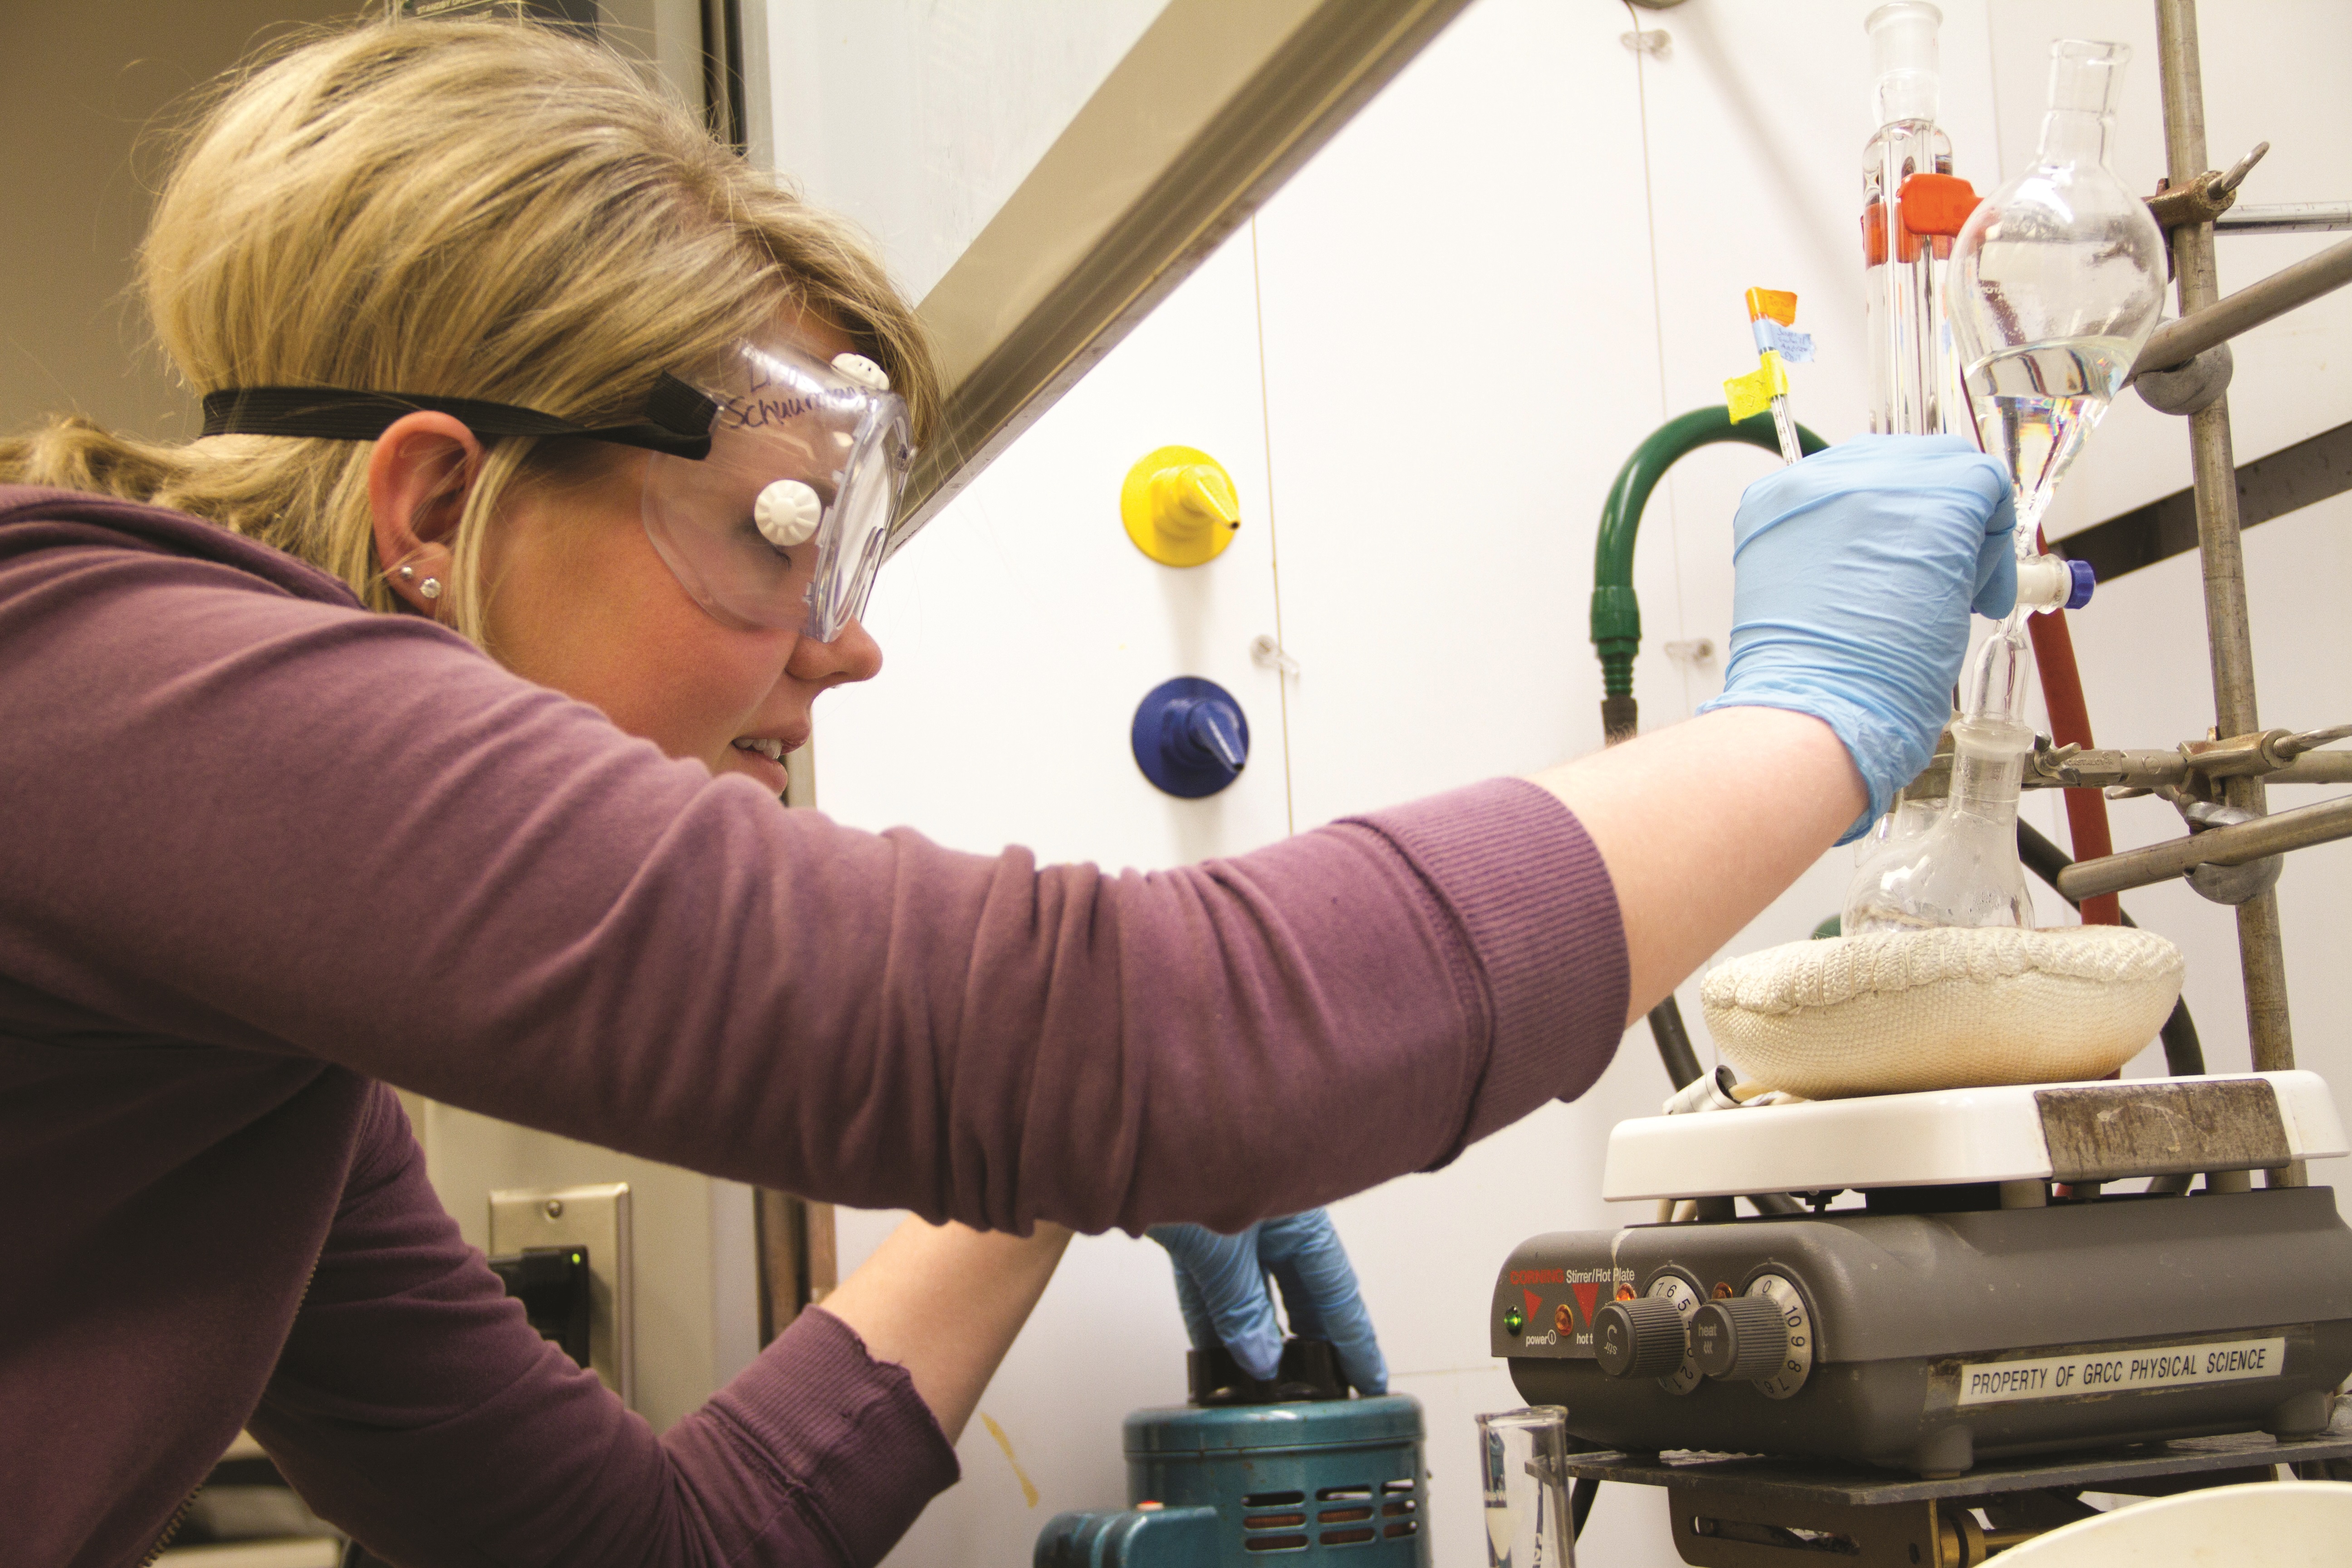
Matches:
[0,19,936,644]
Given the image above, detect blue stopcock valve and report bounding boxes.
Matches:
[2065,557,2095,610]
[1132,677,1250,799]
[2015,554,2096,614]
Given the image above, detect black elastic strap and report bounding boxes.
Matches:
[200,371,716,458]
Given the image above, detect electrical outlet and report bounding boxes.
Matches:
[489,1182,633,1404]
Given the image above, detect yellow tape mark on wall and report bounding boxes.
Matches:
[980,1411,1041,1509]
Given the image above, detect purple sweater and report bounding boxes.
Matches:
[0,486,1628,1567]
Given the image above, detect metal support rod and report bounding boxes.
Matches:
[2131,231,2352,377]
[2216,202,2352,236]
[2056,792,2352,901]
[2155,0,2298,1102]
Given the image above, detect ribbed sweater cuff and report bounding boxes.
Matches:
[706,1306,960,1564]
[1353,777,1629,1148]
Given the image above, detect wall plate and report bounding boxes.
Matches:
[490,1182,633,1405]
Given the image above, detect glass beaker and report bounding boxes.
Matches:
[1479,1407,1574,1568]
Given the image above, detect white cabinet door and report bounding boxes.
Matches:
[818,227,1292,1562]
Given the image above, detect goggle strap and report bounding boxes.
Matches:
[200,372,716,458]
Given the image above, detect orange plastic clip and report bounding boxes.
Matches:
[1861,201,1889,268]
[1899,172,1980,238]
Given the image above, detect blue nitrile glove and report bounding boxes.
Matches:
[1696,434,2016,843]
[1147,1210,1387,1395]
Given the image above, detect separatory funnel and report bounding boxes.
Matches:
[1845,39,2166,936]
[1950,37,2167,631]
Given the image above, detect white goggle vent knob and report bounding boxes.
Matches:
[830,352,891,392]
[754,479,823,549]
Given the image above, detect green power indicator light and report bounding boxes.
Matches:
[1503,1305,1524,1335]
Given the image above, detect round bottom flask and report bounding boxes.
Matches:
[1843,717,2036,934]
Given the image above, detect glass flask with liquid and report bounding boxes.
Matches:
[1845,39,2166,936]
[1949,36,2168,615]
[1846,717,2036,932]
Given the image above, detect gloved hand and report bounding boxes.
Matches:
[1697,434,2016,843]
[1147,1210,1387,1396]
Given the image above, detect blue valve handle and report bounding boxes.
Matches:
[2065,557,2096,611]
[1179,700,1247,772]
[1132,676,1250,799]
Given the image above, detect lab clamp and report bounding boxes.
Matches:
[1529,4,2352,1563]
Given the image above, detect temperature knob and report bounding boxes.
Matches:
[1594,1296,1687,1379]
[1690,1296,1787,1382]
[1690,1274,1813,1397]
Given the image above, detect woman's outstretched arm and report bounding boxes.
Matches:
[2,494,1625,1236]
[1532,706,1862,1024]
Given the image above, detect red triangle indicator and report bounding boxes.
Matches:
[1522,1288,1543,1321]
[1570,1282,1600,1326]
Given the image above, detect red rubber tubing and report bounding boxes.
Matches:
[2025,529,2121,925]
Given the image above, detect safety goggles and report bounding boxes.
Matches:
[201,334,914,645]
[640,338,914,643]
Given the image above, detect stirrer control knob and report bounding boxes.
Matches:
[1594,1296,1688,1379]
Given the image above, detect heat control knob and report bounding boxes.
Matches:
[1690,1295,1788,1382]
[1594,1295,1687,1379]
[1689,1274,1813,1397]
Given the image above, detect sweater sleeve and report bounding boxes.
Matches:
[251,1085,959,1568]
[0,531,1627,1233]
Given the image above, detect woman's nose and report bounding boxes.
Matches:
[788,617,883,686]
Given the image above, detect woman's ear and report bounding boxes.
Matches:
[369,412,484,616]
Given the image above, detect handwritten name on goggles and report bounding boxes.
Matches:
[640,338,914,644]
[200,338,914,645]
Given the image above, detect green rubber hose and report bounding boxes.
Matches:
[1592,407,1828,743]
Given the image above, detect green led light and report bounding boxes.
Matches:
[1503,1306,1524,1335]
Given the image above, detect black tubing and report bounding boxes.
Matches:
[1648,996,1705,1090]
[2016,820,2206,1076]
[2157,987,2208,1078]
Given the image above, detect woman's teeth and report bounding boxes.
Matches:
[733,738,785,762]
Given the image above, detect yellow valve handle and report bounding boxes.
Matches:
[1151,466,1240,536]
[1121,445,1241,567]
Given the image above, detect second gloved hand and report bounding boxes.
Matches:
[1147,1210,1386,1396]
[1697,434,2016,842]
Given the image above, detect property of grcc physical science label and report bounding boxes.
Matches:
[1955,1337,2286,1406]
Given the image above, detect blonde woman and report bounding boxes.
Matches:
[0,19,2017,1568]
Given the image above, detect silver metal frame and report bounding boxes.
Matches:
[2154,0,2298,1109]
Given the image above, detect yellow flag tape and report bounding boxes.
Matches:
[1724,353,1789,423]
